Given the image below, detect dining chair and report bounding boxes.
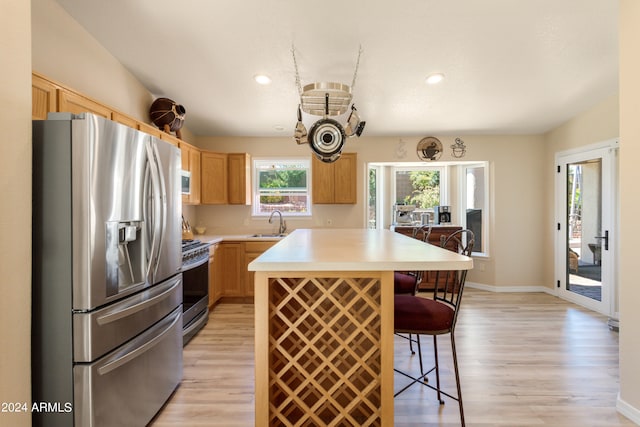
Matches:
[393,229,474,427]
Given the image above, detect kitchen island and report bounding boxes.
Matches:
[248,228,473,426]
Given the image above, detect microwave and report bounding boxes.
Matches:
[181,170,191,195]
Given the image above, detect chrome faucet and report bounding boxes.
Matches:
[269,210,287,235]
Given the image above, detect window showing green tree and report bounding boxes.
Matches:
[254,159,311,215]
[395,169,440,209]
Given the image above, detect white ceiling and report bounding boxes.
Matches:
[54,0,618,138]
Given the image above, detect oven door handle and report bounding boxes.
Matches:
[181,255,209,272]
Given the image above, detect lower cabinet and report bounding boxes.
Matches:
[243,241,278,297]
[215,242,244,298]
[212,240,277,301]
[208,243,220,309]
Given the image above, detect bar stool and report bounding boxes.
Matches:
[393,229,474,427]
[394,224,432,295]
[394,225,433,354]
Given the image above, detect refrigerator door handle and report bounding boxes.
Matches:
[97,307,181,376]
[144,140,162,282]
[143,160,152,277]
[151,142,167,279]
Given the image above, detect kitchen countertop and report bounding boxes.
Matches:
[250,228,473,425]
[248,228,473,272]
[194,234,285,245]
[390,223,461,228]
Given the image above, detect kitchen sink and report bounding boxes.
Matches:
[250,233,287,238]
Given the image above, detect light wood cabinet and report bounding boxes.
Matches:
[208,243,221,308]
[32,72,211,209]
[32,74,57,120]
[212,240,278,300]
[136,122,163,139]
[228,153,252,205]
[57,88,112,119]
[201,152,228,204]
[180,141,201,205]
[243,241,277,297]
[159,131,180,147]
[312,152,357,204]
[201,152,251,205]
[215,242,244,297]
[111,111,138,129]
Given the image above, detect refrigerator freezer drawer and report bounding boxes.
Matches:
[73,306,183,427]
[73,274,182,362]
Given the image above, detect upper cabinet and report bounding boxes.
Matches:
[227,153,252,205]
[201,152,228,204]
[32,73,57,120]
[111,111,138,129]
[57,88,112,119]
[312,153,357,204]
[32,72,252,208]
[201,152,252,205]
[180,141,202,205]
[158,131,180,146]
[137,122,164,139]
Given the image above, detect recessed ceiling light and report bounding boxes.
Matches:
[254,74,272,85]
[425,73,445,85]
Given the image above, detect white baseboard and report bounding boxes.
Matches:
[617,394,640,425]
[466,281,556,295]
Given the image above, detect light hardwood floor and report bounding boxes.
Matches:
[151,289,634,426]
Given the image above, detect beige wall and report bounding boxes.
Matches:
[30,0,197,144]
[619,0,640,418]
[1,0,32,425]
[545,94,620,153]
[541,94,620,294]
[31,0,152,121]
[196,134,548,289]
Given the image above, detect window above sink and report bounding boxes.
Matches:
[252,158,312,217]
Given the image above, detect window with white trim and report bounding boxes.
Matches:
[460,162,489,256]
[252,158,312,216]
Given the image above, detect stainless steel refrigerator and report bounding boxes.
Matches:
[32,113,183,426]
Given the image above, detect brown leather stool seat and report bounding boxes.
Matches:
[394,295,454,333]
[393,272,419,294]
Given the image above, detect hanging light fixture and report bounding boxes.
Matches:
[292,45,366,163]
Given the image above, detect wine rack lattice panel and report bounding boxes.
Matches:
[268,276,382,427]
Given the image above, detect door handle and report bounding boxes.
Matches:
[595,230,609,251]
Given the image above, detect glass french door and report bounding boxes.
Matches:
[556,144,618,316]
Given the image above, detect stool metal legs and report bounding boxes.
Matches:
[394,332,465,426]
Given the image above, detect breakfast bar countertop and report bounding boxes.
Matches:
[248,228,474,272]
[250,228,473,426]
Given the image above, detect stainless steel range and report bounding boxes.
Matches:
[181,239,211,344]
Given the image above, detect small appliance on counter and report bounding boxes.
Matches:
[434,205,452,224]
[394,204,416,224]
[419,211,433,225]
